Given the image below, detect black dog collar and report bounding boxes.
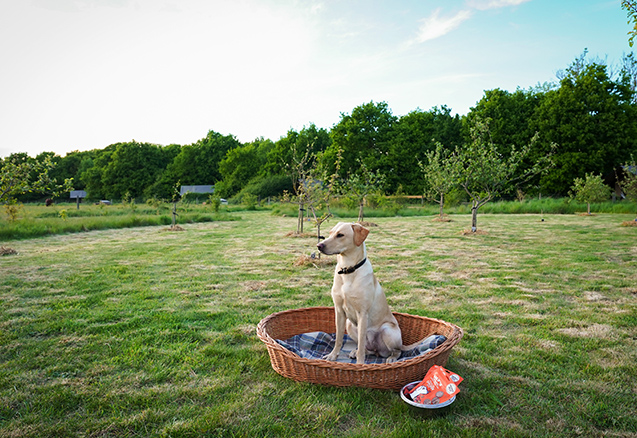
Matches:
[337,258,367,275]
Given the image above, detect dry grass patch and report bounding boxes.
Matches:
[0,246,17,256]
[621,220,637,227]
[293,254,336,268]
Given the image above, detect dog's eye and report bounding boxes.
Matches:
[336,233,344,238]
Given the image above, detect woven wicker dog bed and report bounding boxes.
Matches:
[257,307,463,390]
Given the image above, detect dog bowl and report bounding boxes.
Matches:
[400,381,457,417]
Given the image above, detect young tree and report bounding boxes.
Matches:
[618,157,637,202]
[420,142,456,220]
[569,173,612,215]
[339,160,385,223]
[449,118,552,232]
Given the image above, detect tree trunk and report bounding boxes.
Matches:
[439,193,444,219]
[172,202,177,227]
[358,201,364,223]
[471,204,478,232]
[297,201,304,234]
[587,202,591,215]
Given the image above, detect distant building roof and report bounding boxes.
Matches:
[180,185,214,196]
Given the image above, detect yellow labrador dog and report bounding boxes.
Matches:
[317,222,405,364]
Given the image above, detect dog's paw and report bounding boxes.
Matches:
[348,350,358,360]
[322,353,337,361]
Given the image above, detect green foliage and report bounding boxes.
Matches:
[208,194,221,213]
[216,138,274,198]
[324,101,397,186]
[569,173,612,214]
[387,105,462,193]
[448,117,552,231]
[623,0,637,47]
[4,198,22,222]
[421,142,456,218]
[618,156,637,203]
[532,53,637,194]
[1,153,73,204]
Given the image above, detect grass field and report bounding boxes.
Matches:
[1,211,636,437]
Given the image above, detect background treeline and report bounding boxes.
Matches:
[6,52,637,203]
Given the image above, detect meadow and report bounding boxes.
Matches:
[1,208,636,437]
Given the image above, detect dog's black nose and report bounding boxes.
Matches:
[317,242,324,252]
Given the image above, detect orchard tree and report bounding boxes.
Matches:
[568,173,611,215]
[1,154,73,205]
[618,157,637,203]
[449,118,553,232]
[420,142,456,220]
[339,160,385,223]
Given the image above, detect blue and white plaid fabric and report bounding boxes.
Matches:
[276,331,447,364]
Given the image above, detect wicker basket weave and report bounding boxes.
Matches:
[257,307,463,390]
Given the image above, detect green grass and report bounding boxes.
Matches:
[0,203,239,240]
[1,211,636,437]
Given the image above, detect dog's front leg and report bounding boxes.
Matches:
[323,306,346,361]
[355,311,367,364]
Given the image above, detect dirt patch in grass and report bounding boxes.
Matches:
[284,231,315,238]
[0,246,17,256]
[163,225,185,232]
[620,220,637,227]
[293,254,335,268]
[432,216,452,222]
[557,323,615,339]
[358,221,378,227]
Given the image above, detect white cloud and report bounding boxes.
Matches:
[467,0,532,11]
[411,8,473,44]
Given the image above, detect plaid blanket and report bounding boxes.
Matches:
[276,331,447,364]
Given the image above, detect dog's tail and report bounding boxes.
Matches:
[400,337,430,351]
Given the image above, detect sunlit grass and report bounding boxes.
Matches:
[1,211,636,436]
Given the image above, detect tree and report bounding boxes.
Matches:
[339,160,385,223]
[466,88,545,195]
[1,154,73,206]
[100,142,166,199]
[618,157,637,202]
[216,138,274,199]
[166,131,240,187]
[622,0,637,47]
[568,173,611,215]
[323,101,397,185]
[532,55,637,194]
[448,118,552,232]
[388,105,462,193]
[420,143,456,220]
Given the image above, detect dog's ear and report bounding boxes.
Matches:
[351,223,369,246]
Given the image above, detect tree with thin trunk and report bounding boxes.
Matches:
[420,142,455,220]
[340,160,385,223]
[568,173,611,215]
[448,118,553,232]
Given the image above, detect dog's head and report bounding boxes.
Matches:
[316,222,369,255]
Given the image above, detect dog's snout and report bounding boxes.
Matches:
[317,242,324,252]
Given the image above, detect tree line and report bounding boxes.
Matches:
[3,52,637,205]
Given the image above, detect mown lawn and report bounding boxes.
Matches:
[1,211,636,437]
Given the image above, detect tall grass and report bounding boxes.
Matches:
[0,203,237,241]
[271,197,637,219]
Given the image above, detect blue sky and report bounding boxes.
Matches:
[0,0,632,158]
